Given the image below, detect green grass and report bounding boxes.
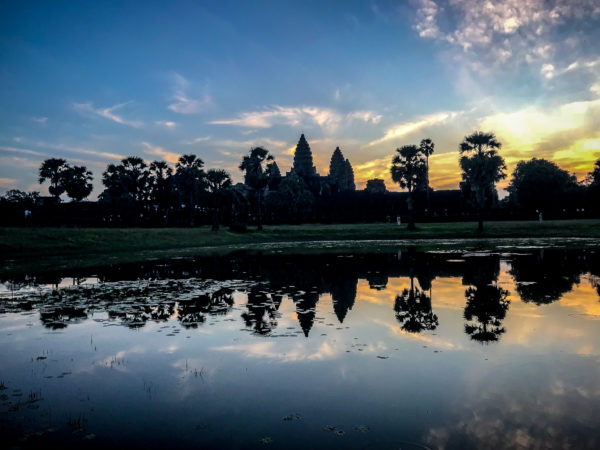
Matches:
[1,219,599,275]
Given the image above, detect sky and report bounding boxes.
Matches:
[1,0,600,198]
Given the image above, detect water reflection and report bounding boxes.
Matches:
[1,248,600,449]
[1,250,599,338]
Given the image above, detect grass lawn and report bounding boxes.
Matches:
[1,219,599,275]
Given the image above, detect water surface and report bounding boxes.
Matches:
[1,248,599,449]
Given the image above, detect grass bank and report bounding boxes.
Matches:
[1,220,599,274]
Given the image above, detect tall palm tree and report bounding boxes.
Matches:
[390,145,427,231]
[64,165,93,202]
[39,158,70,201]
[459,131,506,233]
[206,169,232,231]
[239,147,274,231]
[419,138,435,212]
[148,160,173,214]
[173,154,205,227]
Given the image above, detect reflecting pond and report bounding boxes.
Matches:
[1,247,600,449]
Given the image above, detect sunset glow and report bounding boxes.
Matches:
[1,1,599,196]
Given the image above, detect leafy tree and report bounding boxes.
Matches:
[102,157,148,202]
[39,158,70,200]
[391,144,427,230]
[206,169,232,231]
[148,160,173,212]
[265,174,315,223]
[419,138,435,211]
[172,154,206,227]
[120,157,149,203]
[365,178,386,194]
[1,189,39,206]
[507,158,577,216]
[586,158,600,207]
[100,157,150,222]
[64,165,93,201]
[459,131,506,233]
[239,147,275,231]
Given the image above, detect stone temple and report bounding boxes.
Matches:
[286,134,355,192]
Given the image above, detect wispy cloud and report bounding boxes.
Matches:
[0,177,17,188]
[141,142,181,164]
[168,73,212,114]
[367,111,460,147]
[32,116,48,125]
[155,120,177,129]
[73,102,143,128]
[181,136,211,145]
[210,105,382,132]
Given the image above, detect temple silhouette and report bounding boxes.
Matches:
[284,134,355,193]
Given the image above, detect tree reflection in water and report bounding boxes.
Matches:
[509,249,582,305]
[394,280,438,333]
[462,256,510,343]
[241,285,282,335]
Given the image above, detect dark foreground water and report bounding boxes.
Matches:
[1,246,600,449]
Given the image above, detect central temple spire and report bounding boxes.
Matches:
[291,134,317,179]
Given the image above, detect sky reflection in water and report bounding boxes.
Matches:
[1,249,599,449]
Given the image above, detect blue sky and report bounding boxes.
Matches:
[1,0,600,197]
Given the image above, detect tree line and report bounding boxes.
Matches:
[2,131,599,228]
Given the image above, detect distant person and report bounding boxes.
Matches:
[397,216,401,225]
[539,212,543,222]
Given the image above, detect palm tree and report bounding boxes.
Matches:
[459,131,506,233]
[39,158,70,201]
[173,154,206,227]
[239,147,275,231]
[148,160,173,214]
[64,165,93,201]
[206,169,232,231]
[419,138,435,212]
[390,145,427,230]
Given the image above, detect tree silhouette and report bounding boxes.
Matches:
[508,158,578,216]
[241,287,282,335]
[459,131,506,233]
[239,147,275,231]
[265,174,314,223]
[509,250,582,304]
[586,158,600,207]
[419,138,435,212]
[64,165,93,202]
[206,169,232,231]
[365,178,386,194]
[173,154,205,227]
[462,256,510,343]
[394,276,438,333]
[39,158,70,201]
[148,160,173,215]
[391,145,427,230]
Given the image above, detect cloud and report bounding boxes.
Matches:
[368,111,460,146]
[32,116,48,125]
[73,102,143,128]
[0,177,17,188]
[168,73,212,114]
[141,142,181,164]
[412,0,600,94]
[210,105,383,132]
[155,120,177,129]
[414,0,440,38]
[181,136,211,145]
